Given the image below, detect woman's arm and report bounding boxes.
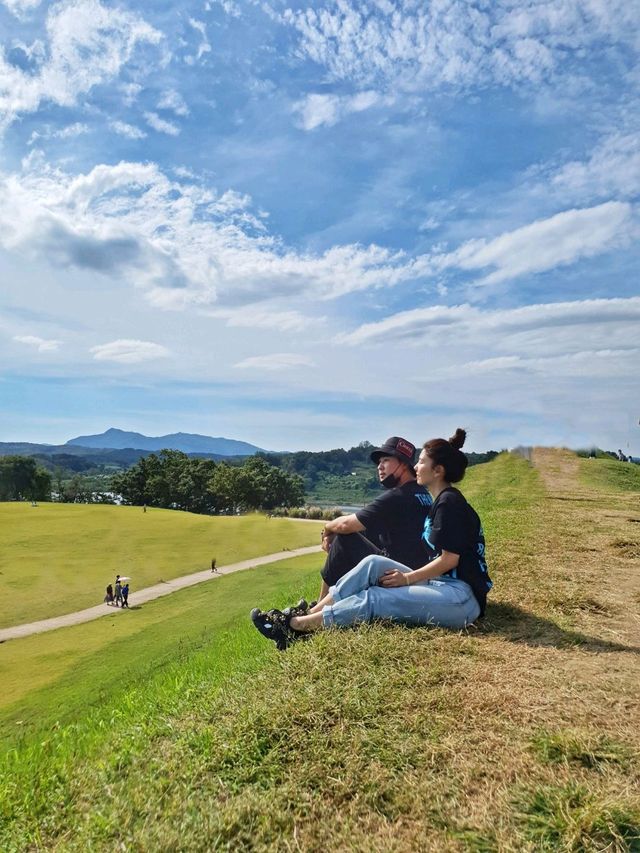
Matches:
[379,550,460,587]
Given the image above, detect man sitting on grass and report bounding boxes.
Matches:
[315,436,432,601]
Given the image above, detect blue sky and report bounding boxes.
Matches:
[1,0,639,453]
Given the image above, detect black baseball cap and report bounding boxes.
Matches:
[370,436,416,466]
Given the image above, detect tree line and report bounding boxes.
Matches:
[1,442,501,511]
[0,455,52,501]
[111,450,305,514]
[260,442,499,490]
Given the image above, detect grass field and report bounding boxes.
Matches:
[579,456,640,493]
[1,452,639,851]
[0,504,321,627]
[0,552,321,737]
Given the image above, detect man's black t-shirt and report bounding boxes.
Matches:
[356,480,432,569]
[421,487,492,615]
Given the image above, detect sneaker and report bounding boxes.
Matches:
[282,598,309,617]
[250,608,290,650]
[250,608,308,651]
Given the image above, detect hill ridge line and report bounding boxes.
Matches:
[0,545,322,643]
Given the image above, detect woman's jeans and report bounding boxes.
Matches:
[323,555,480,630]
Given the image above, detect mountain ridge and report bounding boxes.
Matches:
[65,428,265,456]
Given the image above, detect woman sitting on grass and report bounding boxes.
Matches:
[251,429,492,650]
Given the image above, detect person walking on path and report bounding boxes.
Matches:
[251,428,493,650]
[104,584,114,605]
[316,436,432,600]
[121,583,130,608]
[114,576,123,607]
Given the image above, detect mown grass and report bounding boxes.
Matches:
[0,504,320,627]
[0,553,321,738]
[578,457,640,494]
[1,451,639,851]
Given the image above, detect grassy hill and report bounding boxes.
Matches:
[0,505,321,627]
[1,451,639,850]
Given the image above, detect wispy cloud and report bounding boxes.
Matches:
[157,89,189,117]
[28,122,90,145]
[185,17,211,65]
[420,349,640,381]
[144,111,180,136]
[547,132,640,204]
[293,90,390,130]
[0,159,420,307]
[206,308,322,332]
[1,0,41,16]
[234,353,315,370]
[338,296,640,354]
[90,339,169,363]
[110,120,147,140]
[13,334,61,352]
[0,0,162,132]
[280,0,637,95]
[442,202,636,287]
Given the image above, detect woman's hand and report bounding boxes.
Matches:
[379,570,410,588]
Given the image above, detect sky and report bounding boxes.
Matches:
[0,0,639,454]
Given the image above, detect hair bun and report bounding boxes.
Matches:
[448,428,466,450]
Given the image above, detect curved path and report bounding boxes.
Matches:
[0,545,322,643]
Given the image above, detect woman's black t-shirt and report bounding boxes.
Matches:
[421,487,492,615]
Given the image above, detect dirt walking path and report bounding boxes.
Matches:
[0,545,322,643]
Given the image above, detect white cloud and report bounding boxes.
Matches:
[0,0,162,132]
[444,202,636,287]
[186,17,211,64]
[90,339,169,363]
[120,82,142,107]
[293,90,389,130]
[1,0,41,16]
[28,121,89,145]
[205,307,322,332]
[0,161,635,320]
[212,0,241,18]
[280,0,638,95]
[234,352,315,370]
[421,349,640,381]
[13,334,61,351]
[110,120,146,140]
[144,111,180,136]
[0,159,423,308]
[157,89,189,116]
[337,296,640,355]
[548,132,640,203]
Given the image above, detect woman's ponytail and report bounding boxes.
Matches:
[423,427,468,483]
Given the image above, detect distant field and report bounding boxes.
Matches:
[0,504,321,627]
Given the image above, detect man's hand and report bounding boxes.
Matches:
[321,529,336,553]
[379,569,410,588]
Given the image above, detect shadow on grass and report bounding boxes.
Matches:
[480,602,640,654]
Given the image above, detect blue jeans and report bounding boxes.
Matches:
[323,555,480,630]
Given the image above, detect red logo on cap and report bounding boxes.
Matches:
[396,439,413,457]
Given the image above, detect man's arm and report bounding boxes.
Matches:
[322,513,366,536]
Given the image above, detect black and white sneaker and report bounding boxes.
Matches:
[250,608,290,650]
[282,598,309,617]
[250,608,308,651]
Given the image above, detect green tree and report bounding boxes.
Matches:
[0,455,52,501]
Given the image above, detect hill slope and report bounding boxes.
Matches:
[1,451,638,850]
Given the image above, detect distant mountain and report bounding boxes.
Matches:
[65,428,265,456]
